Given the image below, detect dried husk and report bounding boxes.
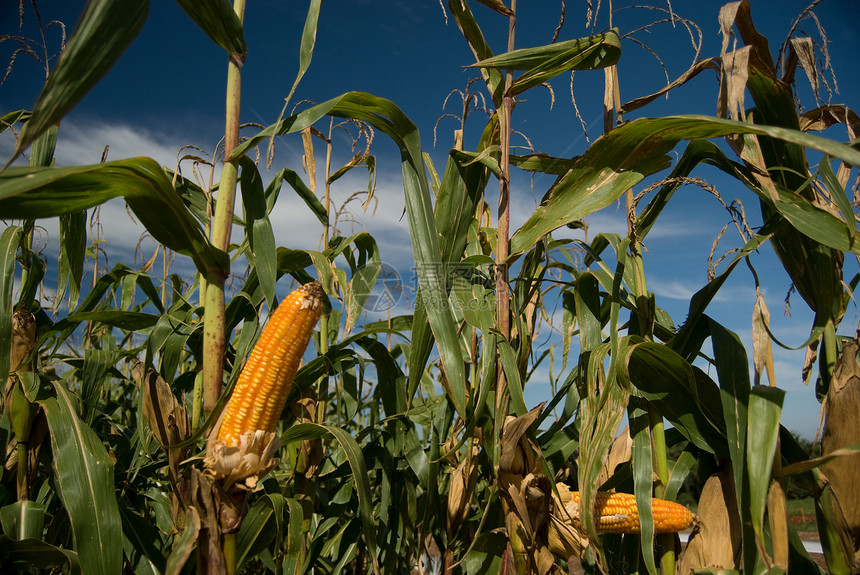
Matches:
[446,449,478,537]
[752,288,776,387]
[8,307,36,374]
[821,336,860,564]
[4,308,37,441]
[548,482,588,561]
[498,406,561,575]
[677,471,741,574]
[189,468,227,573]
[596,425,632,487]
[132,362,190,479]
[204,430,281,493]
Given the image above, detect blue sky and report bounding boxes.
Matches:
[2,1,859,439]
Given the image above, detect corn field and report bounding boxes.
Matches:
[1,0,859,573]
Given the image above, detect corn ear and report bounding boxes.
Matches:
[560,489,696,535]
[217,282,323,446]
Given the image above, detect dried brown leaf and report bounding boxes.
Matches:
[619,58,720,116]
[678,471,741,573]
[789,36,820,99]
[752,288,776,387]
[799,105,860,140]
[721,47,750,123]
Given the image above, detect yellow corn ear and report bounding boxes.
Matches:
[572,491,696,534]
[217,282,323,446]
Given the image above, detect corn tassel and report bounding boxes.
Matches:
[217,282,323,446]
[571,491,696,534]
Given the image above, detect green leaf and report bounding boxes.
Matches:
[281,169,328,226]
[281,422,380,575]
[63,310,160,331]
[629,398,657,575]
[120,504,165,575]
[282,497,304,575]
[0,157,228,277]
[39,382,122,575]
[164,506,199,575]
[239,156,277,308]
[0,226,22,384]
[0,500,45,540]
[472,30,621,95]
[509,115,860,260]
[174,0,246,55]
[447,0,504,105]
[747,385,785,549]
[15,0,149,158]
[626,342,729,457]
[57,211,87,311]
[465,530,506,574]
[0,536,81,574]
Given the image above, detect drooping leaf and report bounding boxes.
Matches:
[0,157,228,277]
[239,155,277,308]
[15,0,149,158]
[509,115,860,260]
[0,536,82,574]
[39,382,122,575]
[471,30,621,95]
[174,0,246,55]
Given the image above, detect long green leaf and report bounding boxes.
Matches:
[15,0,149,158]
[0,536,81,574]
[471,30,621,95]
[0,226,22,384]
[626,342,729,457]
[173,0,246,55]
[57,211,87,312]
[0,500,45,540]
[509,115,860,260]
[747,385,785,551]
[0,157,228,277]
[39,382,122,575]
[447,0,504,105]
[239,155,277,308]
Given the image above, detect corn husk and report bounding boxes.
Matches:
[822,336,860,565]
[677,471,741,573]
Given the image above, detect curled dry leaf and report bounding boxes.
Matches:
[752,287,775,387]
[678,471,741,574]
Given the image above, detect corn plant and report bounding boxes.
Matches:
[2,0,860,574]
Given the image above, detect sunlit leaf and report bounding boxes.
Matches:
[0,157,228,277]
[509,115,860,260]
[174,0,246,55]
[39,382,122,575]
[15,0,149,158]
[471,30,621,95]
